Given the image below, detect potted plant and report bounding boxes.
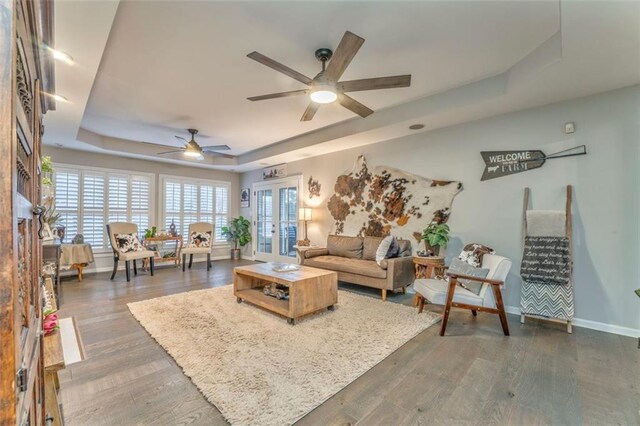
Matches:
[221,216,252,260]
[421,222,450,256]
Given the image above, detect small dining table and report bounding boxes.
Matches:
[60,243,95,281]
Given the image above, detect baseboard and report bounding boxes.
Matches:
[61,255,231,276]
[505,305,640,338]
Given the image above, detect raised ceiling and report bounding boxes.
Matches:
[44,1,640,171]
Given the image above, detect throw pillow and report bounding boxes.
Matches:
[458,243,496,267]
[375,236,400,266]
[114,233,144,253]
[448,257,490,295]
[189,231,212,248]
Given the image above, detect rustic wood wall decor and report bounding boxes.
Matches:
[307,176,321,199]
[327,156,462,251]
[481,145,587,181]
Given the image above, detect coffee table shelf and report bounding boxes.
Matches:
[234,263,338,325]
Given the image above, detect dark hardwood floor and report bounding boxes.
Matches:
[57,260,639,425]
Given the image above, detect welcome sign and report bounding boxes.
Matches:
[480,150,546,181]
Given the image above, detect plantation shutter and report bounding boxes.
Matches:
[54,169,80,238]
[164,180,181,236]
[182,183,198,240]
[215,186,229,242]
[131,175,151,232]
[108,175,129,224]
[82,172,105,247]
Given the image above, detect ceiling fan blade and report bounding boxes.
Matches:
[338,94,374,118]
[201,145,231,152]
[175,135,189,145]
[247,51,312,85]
[338,75,411,93]
[300,102,320,121]
[158,149,186,155]
[324,31,365,82]
[247,89,309,101]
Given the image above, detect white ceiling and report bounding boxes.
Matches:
[44,1,640,171]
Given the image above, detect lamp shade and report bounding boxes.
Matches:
[299,207,313,221]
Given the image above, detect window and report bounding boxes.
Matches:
[54,165,153,251]
[160,176,229,243]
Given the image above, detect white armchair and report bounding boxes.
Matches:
[106,222,155,282]
[182,222,214,271]
[414,254,512,336]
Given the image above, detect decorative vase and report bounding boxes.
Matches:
[230,248,241,260]
[169,220,177,237]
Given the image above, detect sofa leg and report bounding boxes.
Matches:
[401,286,406,294]
[471,310,477,317]
[381,289,387,302]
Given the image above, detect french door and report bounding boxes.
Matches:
[252,176,302,263]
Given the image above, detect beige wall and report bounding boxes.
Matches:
[44,146,240,271]
[240,86,640,335]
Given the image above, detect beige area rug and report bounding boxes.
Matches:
[128,285,440,426]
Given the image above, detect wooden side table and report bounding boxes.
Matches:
[143,235,184,268]
[412,256,445,306]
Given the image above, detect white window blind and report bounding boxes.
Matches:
[161,176,230,243]
[54,166,153,251]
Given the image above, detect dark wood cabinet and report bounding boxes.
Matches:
[0,0,55,424]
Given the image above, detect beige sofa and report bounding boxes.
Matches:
[301,235,414,301]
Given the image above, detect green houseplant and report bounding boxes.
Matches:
[421,222,450,256]
[221,216,252,260]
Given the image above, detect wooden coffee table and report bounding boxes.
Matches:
[233,263,338,325]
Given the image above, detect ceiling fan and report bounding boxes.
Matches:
[247,31,411,121]
[157,129,232,160]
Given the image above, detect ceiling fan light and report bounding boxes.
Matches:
[310,84,337,104]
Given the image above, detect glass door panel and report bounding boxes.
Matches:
[255,189,273,261]
[278,186,298,259]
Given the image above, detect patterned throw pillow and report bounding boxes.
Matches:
[114,233,144,253]
[458,243,495,267]
[189,231,212,248]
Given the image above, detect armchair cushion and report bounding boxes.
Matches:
[447,258,489,295]
[414,278,484,307]
[114,233,144,253]
[182,246,211,255]
[118,249,154,261]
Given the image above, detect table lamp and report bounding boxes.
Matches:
[298,207,313,246]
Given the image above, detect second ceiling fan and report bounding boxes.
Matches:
[247,31,411,121]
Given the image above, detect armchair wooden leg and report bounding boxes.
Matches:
[440,279,457,336]
[381,289,387,302]
[207,253,211,271]
[401,286,406,294]
[417,294,425,314]
[189,254,193,269]
[182,254,186,272]
[471,310,477,317]
[133,259,137,275]
[110,257,118,280]
[491,284,510,336]
[125,261,131,282]
[150,257,154,276]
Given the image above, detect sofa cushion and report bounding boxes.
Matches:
[327,235,363,259]
[363,236,384,261]
[304,255,387,279]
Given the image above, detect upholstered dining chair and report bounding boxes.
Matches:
[414,254,512,336]
[106,222,155,282]
[182,222,214,272]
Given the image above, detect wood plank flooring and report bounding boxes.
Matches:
[56,260,639,425]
